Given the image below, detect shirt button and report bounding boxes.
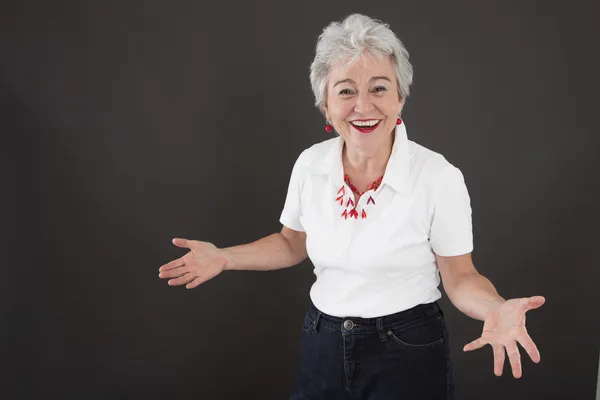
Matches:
[343,320,354,330]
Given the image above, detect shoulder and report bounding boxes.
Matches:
[407,141,464,189]
[292,136,339,171]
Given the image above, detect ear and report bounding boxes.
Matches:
[397,97,404,115]
[320,104,329,120]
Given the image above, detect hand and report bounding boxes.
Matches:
[463,296,545,378]
[158,238,228,289]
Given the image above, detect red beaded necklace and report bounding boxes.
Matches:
[344,174,383,196]
[336,174,384,219]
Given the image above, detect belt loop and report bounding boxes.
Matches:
[313,311,322,332]
[376,317,387,342]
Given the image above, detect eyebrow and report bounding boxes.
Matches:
[333,76,392,87]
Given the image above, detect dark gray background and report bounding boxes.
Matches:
[1,1,599,399]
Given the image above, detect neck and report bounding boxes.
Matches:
[342,130,395,176]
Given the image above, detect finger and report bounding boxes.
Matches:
[159,266,190,279]
[186,276,209,289]
[506,341,522,379]
[525,296,545,310]
[172,238,193,249]
[463,337,487,352]
[492,345,505,377]
[168,273,196,286]
[518,333,541,363]
[159,257,185,272]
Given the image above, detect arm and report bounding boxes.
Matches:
[222,226,307,271]
[159,227,307,288]
[437,252,545,378]
[436,252,505,321]
[430,167,544,378]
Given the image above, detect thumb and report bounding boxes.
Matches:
[172,238,193,249]
[463,337,486,352]
[526,295,545,310]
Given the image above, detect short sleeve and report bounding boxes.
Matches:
[279,150,308,232]
[429,165,473,256]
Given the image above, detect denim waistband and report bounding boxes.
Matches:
[307,300,442,335]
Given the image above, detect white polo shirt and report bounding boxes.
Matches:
[279,122,473,318]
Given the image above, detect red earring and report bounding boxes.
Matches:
[325,122,333,132]
[396,117,402,125]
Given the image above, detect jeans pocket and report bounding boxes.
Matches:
[302,311,314,332]
[387,314,444,348]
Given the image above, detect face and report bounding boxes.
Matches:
[322,51,403,150]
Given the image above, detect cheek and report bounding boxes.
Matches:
[378,99,402,118]
[330,102,353,121]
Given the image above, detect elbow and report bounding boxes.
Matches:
[442,271,480,299]
[280,232,308,266]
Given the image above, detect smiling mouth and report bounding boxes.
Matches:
[350,119,381,133]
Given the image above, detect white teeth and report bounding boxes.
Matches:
[351,120,379,127]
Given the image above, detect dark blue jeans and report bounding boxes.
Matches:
[290,300,454,400]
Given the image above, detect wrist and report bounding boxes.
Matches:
[220,247,234,271]
[486,297,507,314]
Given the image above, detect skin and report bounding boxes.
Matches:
[159,50,545,379]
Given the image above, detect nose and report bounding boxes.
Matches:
[354,91,374,114]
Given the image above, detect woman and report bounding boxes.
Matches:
[158,14,545,399]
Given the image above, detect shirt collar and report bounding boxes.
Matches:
[309,122,412,197]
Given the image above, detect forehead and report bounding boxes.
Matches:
[329,51,396,83]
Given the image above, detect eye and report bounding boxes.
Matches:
[339,88,355,96]
[372,86,387,93]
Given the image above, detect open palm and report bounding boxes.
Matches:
[158,238,227,289]
[463,296,545,378]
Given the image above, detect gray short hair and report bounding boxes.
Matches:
[309,14,414,110]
